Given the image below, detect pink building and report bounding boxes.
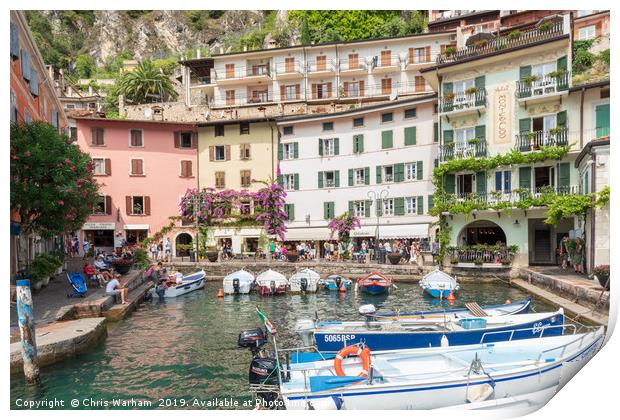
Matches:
[74,117,198,253]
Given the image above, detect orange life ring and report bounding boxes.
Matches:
[334,345,371,377]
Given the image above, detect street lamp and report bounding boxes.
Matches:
[367,189,388,262]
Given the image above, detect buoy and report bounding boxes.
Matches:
[339,284,346,293]
[217,288,224,298]
[447,291,455,304]
[504,299,512,304]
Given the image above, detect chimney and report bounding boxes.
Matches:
[268,39,277,49]
[243,45,247,52]
[197,49,201,59]
[219,47,224,54]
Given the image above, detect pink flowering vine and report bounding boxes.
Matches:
[328,212,361,242]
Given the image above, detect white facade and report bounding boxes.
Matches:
[277,97,439,241]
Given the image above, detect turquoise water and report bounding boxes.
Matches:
[11,281,556,409]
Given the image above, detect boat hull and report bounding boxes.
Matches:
[150,276,205,298]
[313,312,564,352]
[423,288,456,298]
[378,299,531,319]
[258,285,287,296]
[359,284,390,295]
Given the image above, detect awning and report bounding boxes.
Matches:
[123,224,150,230]
[284,227,332,241]
[378,224,430,240]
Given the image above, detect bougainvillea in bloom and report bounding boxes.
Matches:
[328,212,361,242]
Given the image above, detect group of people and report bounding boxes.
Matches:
[558,236,585,274]
[83,255,128,304]
[149,238,172,262]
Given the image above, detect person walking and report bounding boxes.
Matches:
[431,239,439,265]
[559,236,570,270]
[150,242,158,261]
[573,238,584,274]
[164,238,171,262]
[82,239,90,259]
[415,242,424,271]
[157,240,164,262]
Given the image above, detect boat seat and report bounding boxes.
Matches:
[372,359,400,376]
[465,302,489,317]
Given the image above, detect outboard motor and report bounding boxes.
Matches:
[359,304,377,326]
[300,277,308,293]
[232,278,240,294]
[239,328,279,408]
[295,319,316,347]
[334,276,342,288]
[270,280,276,295]
[238,328,267,355]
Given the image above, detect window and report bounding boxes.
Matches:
[353,201,366,218]
[411,47,426,64]
[352,134,364,153]
[91,128,104,145]
[240,144,251,160]
[323,171,336,188]
[381,78,392,94]
[321,138,336,156]
[284,203,294,221]
[240,201,251,215]
[10,90,17,122]
[405,197,417,215]
[532,61,556,79]
[405,162,417,181]
[323,122,334,131]
[404,108,417,119]
[324,201,335,219]
[70,127,77,142]
[93,196,106,215]
[180,160,193,178]
[383,165,394,183]
[353,117,364,127]
[283,126,294,136]
[283,143,296,160]
[347,81,360,97]
[283,85,298,101]
[578,25,596,40]
[215,146,226,161]
[494,170,512,193]
[130,129,143,147]
[283,174,296,191]
[354,168,366,185]
[381,112,393,123]
[225,90,235,105]
[130,159,144,176]
[240,170,252,188]
[456,174,474,195]
[132,196,145,215]
[215,171,226,189]
[434,103,438,114]
[240,122,250,135]
[92,158,106,176]
[249,89,268,103]
[382,199,394,216]
[314,83,332,99]
[454,78,475,95]
[455,127,476,153]
[179,132,193,148]
[215,124,225,137]
[381,130,393,149]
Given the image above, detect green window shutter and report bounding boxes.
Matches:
[476,171,487,199]
[444,174,455,194]
[557,56,567,72]
[556,56,568,90]
[404,126,416,145]
[519,66,532,98]
[394,163,404,182]
[596,104,610,137]
[519,118,532,133]
[443,130,453,143]
[433,122,439,143]
[475,125,486,141]
[428,195,434,212]
[434,158,439,169]
[519,65,532,80]
[558,162,570,193]
[334,138,340,155]
[376,165,382,184]
[442,82,453,95]
[364,167,370,185]
[348,169,354,186]
[353,134,364,153]
[381,130,393,149]
[277,143,283,160]
[318,138,323,156]
[285,204,295,221]
[376,199,382,216]
[318,171,323,188]
[417,196,424,215]
[277,174,283,186]
[417,161,423,180]
[323,202,329,219]
[556,110,567,128]
[518,167,532,191]
[293,142,299,159]
[334,170,340,188]
[474,76,485,90]
[365,200,372,218]
[329,202,335,218]
[294,173,300,191]
[348,201,354,214]
[394,197,405,216]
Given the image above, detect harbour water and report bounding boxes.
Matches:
[11,281,556,409]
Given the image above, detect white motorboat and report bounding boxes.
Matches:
[150,270,206,298]
[256,269,288,295]
[289,269,320,293]
[420,269,460,298]
[223,269,255,294]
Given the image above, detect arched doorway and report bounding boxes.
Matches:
[458,220,507,246]
[175,233,193,257]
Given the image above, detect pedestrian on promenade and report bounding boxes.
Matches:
[573,238,584,274]
[150,242,158,261]
[384,241,392,263]
[378,241,385,264]
[431,239,439,265]
[82,240,90,259]
[323,241,330,261]
[164,238,171,262]
[559,236,570,270]
[415,242,424,271]
[157,241,164,261]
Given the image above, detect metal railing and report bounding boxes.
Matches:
[407,53,433,66]
[440,88,487,113]
[436,21,565,64]
[514,127,569,151]
[306,60,336,73]
[214,66,272,80]
[274,60,304,75]
[340,60,368,72]
[374,54,402,68]
[445,185,583,207]
[516,72,570,99]
[209,92,273,107]
[440,139,487,161]
[480,323,577,344]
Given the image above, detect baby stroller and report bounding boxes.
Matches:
[67,272,87,298]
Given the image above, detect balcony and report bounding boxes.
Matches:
[306,60,336,78]
[209,92,273,108]
[372,54,402,74]
[339,60,368,76]
[436,21,565,65]
[449,184,583,207]
[214,65,272,85]
[274,60,304,80]
[516,73,570,104]
[440,139,488,161]
[514,127,568,152]
[439,88,487,117]
[405,53,434,71]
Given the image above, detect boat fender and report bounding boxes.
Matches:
[334,345,371,377]
[440,334,449,347]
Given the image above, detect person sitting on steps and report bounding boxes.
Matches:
[106,275,128,304]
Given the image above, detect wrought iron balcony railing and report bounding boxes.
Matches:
[516,72,570,99]
[440,88,487,113]
[514,127,569,151]
[440,139,488,161]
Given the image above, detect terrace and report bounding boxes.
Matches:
[439,87,487,116]
[440,138,488,161]
[514,127,568,152]
[214,64,272,85]
[516,72,570,103]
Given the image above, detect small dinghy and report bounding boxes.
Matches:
[289,269,320,293]
[256,269,287,296]
[420,268,459,298]
[357,272,392,295]
[320,274,352,291]
[375,298,531,320]
[150,270,206,298]
[223,269,255,294]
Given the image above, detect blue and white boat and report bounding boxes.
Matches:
[357,272,392,295]
[376,298,532,320]
[150,270,206,298]
[320,274,352,291]
[420,269,459,298]
[296,309,565,352]
[274,326,604,410]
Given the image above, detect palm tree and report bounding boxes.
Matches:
[117,60,178,104]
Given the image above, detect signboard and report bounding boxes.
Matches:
[491,84,513,144]
[82,222,116,230]
[351,230,375,238]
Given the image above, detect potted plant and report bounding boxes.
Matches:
[500,257,512,266]
[474,39,488,48]
[467,138,480,145]
[450,256,459,265]
[538,21,553,32]
[443,92,456,102]
[445,46,456,57]
[522,75,539,85]
[549,127,564,136]
[547,69,566,79]
[465,86,478,95]
[200,226,219,262]
[474,257,484,266]
[593,265,610,290]
[176,244,194,263]
[508,30,522,40]
[387,252,402,265]
[287,251,300,263]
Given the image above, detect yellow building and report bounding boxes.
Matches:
[197,118,278,191]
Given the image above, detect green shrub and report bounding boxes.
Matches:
[598,49,610,66]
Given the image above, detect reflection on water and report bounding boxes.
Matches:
[11,281,555,409]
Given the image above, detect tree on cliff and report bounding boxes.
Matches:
[116,60,179,104]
